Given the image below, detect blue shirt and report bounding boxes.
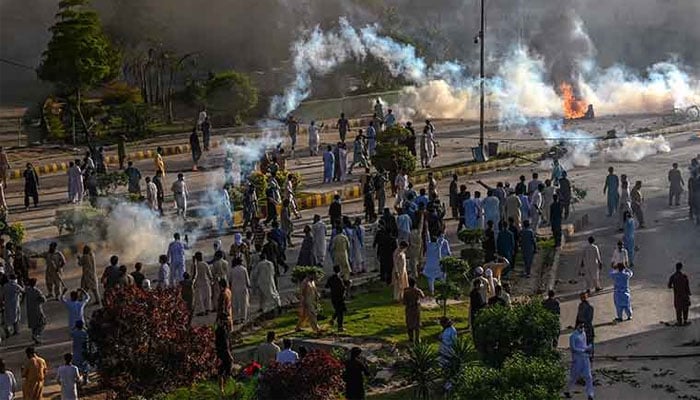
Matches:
[167,240,186,267]
[397,214,412,233]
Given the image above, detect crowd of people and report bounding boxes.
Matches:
[0,100,697,400]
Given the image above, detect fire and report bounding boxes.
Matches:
[560,82,588,119]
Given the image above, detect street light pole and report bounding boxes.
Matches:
[478,0,485,151]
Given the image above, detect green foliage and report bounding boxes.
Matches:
[53,207,107,237]
[434,257,471,317]
[372,143,417,175]
[457,228,484,245]
[399,342,440,400]
[459,248,484,271]
[101,81,143,105]
[205,71,258,123]
[111,102,154,137]
[452,354,566,400]
[43,98,67,140]
[442,336,479,385]
[163,379,244,400]
[96,171,128,195]
[38,0,120,92]
[572,185,587,204]
[7,223,25,245]
[377,125,410,145]
[472,301,560,368]
[247,171,268,200]
[291,265,325,284]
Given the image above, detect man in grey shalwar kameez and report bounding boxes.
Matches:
[25,278,47,343]
[2,275,24,337]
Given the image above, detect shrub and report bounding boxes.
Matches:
[457,228,484,245]
[96,171,128,195]
[248,171,268,200]
[163,379,248,400]
[53,207,107,237]
[398,342,440,400]
[372,143,417,175]
[291,265,325,284]
[257,350,343,400]
[442,336,479,385]
[453,354,566,400]
[459,248,484,271]
[472,301,560,367]
[86,286,216,399]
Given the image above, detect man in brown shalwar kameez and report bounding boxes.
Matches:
[403,277,425,344]
[668,262,691,326]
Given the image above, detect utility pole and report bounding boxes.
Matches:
[478,0,485,151]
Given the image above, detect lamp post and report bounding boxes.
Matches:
[474,0,485,153]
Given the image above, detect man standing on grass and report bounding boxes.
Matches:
[668,262,691,326]
[326,265,347,332]
[403,277,424,344]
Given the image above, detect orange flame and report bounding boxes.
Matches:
[560,82,588,119]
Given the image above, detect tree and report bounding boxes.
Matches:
[204,70,259,125]
[86,286,216,399]
[38,0,120,144]
[372,125,417,174]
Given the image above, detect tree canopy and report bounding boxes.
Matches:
[38,0,120,93]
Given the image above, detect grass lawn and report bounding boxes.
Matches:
[234,281,470,348]
[367,387,414,400]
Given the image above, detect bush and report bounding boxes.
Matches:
[372,143,417,175]
[248,171,268,200]
[398,342,440,400]
[257,350,343,400]
[472,301,560,367]
[96,171,128,195]
[111,102,154,137]
[163,378,253,400]
[291,265,325,284]
[453,354,566,400]
[460,248,484,271]
[53,207,107,237]
[86,286,216,399]
[436,257,471,316]
[457,228,484,246]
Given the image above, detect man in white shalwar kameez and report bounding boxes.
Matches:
[146,177,158,211]
[67,161,83,203]
[579,236,603,293]
[229,259,251,323]
[311,215,327,266]
[252,253,281,314]
[171,173,188,218]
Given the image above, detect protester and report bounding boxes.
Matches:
[337,113,349,142]
[22,347,47,400]
[392,242,409,301]
[25,279,47,344]
[193,252,213,316]
[190,129,202,171]
[575,292,595,360]
[157,255,170,289]
[171,173,189,218]
[469,280,486,330]
[326,265,347,332]
[422,236,443,295]
[130,262,145,288]
[124,161,141,195]
[543,290,561,315]
[78,246,100,305]
[0,358,16,400]
[229,260,250,324]
[215,324,233,394]
[565,323,594,400]
[277,339,299,365]
[344,347,371,400]
[438,317,457,365]
[252,253,281,315]
[257,331,281,365]
[667,262,691,326]
[611,240,629,269]
[630,180,645,228]
[56,353,81,400]
[1,275,23,337]
[167,233,187,285]
[216,278,234,331]
[60,288,90,332]
[610,263,633,322]
[67,161,84,204]
[668,163,684,206]
[23,163,40,210]
[44,242,66,299]
[520,220,537,278]
[295,272,320,333]
[580,236,603,293]
[604,166,620,217]
[331,226,351,282]
[71,320,89,384]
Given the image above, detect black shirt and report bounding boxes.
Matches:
[344,359,370,400]
[325,274,346,304]
[130,271,146,288]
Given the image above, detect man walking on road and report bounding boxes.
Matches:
[603,166,620,217]
[668,163,684,206]
[630,180,645,228]
[575,292,595,361]
[565,322,595,400]
[610,263,633,322]
[668,262,691,326]
[580,236,603,293]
